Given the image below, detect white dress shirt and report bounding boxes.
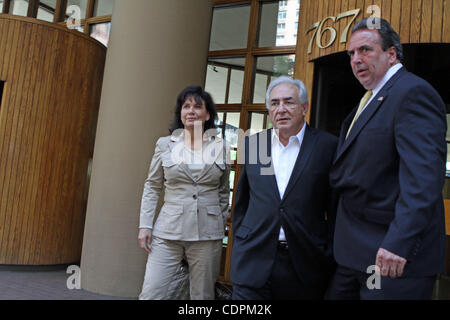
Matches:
[361,63,403,112]
[271,124,306,241]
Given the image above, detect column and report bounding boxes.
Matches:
[80,0,213,297]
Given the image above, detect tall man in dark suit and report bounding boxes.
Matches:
[329,18,447,299]
[230,76,338,299]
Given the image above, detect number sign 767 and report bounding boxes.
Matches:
[306,9,361,54]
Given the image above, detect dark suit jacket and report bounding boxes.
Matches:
[330,67,447,277]
[230,126,338,292]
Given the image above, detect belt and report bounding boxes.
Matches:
[278,241,288,250]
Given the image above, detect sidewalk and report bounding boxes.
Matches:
[1,265,449,300]
[0,265,135,300]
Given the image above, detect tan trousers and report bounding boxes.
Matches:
[139,236,222,300]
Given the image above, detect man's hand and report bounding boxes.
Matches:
[376,248,407,278]
[138,228,152,254]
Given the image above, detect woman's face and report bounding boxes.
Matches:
[180,96,210,130]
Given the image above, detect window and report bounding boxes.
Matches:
[252,55,295,103]
[66,0,87,20]
[258,0,300,47]
[37,0,56,22]
[3,0,116,46]
[93,0,114,16]
[206,0,298,284]
[205,57,245,104]
[65,0,115,45]
[248,111,273,136]
[9,0,28,16]
[216,112,241,160]
[90,22,111,47]
[209,4,251,51]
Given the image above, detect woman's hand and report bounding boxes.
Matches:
[138,228,153,254]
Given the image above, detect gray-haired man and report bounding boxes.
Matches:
[230,76,338,299]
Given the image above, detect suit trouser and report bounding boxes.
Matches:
[232,243,326,300]
[139,236,222,300]
[327,264,436,300]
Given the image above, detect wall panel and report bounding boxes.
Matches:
[400,0,412,42]
[420,0,432,42]
[0,15,106,265]
[390,0,402,33]
[444,0,450,42]
[410,0,422,43]
[431,0,443,42]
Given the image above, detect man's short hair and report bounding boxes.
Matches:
[265,76,309,109]
[352,18,403,62]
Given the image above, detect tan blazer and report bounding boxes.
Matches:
[140,132,230,241]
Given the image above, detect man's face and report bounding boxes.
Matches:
[347,29,397,90]
[268,83,308,137]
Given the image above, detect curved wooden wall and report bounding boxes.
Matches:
[0,15,106,265]
[295,0,450,112]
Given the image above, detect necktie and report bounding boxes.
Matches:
[346,90,373,139]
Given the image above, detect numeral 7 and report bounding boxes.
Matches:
[336,9,361,43]
[306,21,319,54]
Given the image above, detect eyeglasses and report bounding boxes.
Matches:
[269,101,299,110]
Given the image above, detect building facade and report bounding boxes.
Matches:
[0,0,448,298]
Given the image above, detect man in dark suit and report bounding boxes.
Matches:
[230,76,338,299]
[329,18,447,299]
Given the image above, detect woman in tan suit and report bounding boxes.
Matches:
[138,85,230,300]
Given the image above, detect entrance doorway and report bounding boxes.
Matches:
[311,43,450,181]
[310,51,363,137]
[310,43,450,135]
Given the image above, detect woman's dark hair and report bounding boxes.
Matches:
[169,85,218,133]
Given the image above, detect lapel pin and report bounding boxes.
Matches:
[378,96,384,101]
